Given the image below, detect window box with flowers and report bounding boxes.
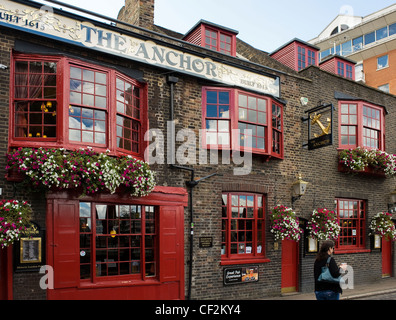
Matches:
[0,200,32,248]
[369,212,396,241]
[269,205,301,242]
[338,147,396,177]
[6,147,156,197]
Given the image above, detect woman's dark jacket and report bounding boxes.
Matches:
[314,254,342,293]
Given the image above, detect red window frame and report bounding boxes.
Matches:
[335,199,366,251]
[298,46,306,71]
[221,193,268,265]
[202,87,284,159]
[338,101,385,151]
[337,61,345,77]
[79,202,158,282]
[12,55,59,143]
[296,44,318,71]
[10,53,148,159]
[203,26,236,56]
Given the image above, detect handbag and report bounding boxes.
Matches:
[318,257,341,283]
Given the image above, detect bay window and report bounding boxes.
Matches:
[11,54,147,158]
[339,101,385,150]
[203,87,284,158]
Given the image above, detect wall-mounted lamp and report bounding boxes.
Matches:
[292,174,308,207]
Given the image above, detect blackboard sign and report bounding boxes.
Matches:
[223,266,259,286]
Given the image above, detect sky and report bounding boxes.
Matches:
[34,0,396,53]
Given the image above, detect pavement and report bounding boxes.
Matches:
[265,276,396,300]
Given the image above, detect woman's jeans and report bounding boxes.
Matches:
[315,290,340,300]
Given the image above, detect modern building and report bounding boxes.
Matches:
[0,0,395,301]
[309,4,396,94]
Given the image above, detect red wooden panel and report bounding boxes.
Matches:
[281,239,299,292]
[53,200,79,289]
[382,238,392,277]
[160,206,183,283]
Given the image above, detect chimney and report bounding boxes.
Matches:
[117,0,155,30]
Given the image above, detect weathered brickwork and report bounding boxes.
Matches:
[1,0,396,300]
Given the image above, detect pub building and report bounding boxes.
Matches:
[0,0,396,300]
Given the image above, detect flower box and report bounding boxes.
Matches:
[337,162,386,177]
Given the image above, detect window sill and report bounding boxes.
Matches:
[334,248,370,254]
[79,278,161,289]
[220,258,270,266]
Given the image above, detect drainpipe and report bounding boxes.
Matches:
[166,75,217,300]
[171,164,217,300]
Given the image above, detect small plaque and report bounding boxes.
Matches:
[199,237,213,248]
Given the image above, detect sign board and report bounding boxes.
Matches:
[223,266,259,286]
[14,221,45,272]
[0,0,280,97]
[305,103,334,150]
[199,237,213,248]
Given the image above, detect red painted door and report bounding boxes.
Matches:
[0,249,6,300]
[0,247,12,300]
[382,238,392,277]
[281,240,299,293]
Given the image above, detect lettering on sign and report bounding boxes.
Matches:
[0,0,280,97]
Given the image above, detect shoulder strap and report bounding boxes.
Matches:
[326,257,331,266]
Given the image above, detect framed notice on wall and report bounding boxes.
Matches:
[223,266,259,286]
[20,238,41,264]
[14,222,45,272]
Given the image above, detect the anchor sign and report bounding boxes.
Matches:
[311,113,331,138]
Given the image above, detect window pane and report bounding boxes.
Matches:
[376,27,388,41]
[364,32,375,45]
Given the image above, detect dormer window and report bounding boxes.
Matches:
[183,20,238,57]
[270,39,319,72]
[319,55,355,80]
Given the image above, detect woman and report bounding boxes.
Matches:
[314,240,345,300]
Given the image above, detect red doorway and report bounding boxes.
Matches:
[382,238,392,277]
[0,247,12,300]
[281,239,299,293]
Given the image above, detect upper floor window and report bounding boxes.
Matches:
[377,55,389,70]
[297,46,317,71]
[298,46,306,71]
[204,27,234,55]
[337,61,345,77]
[11,54,147,158]
[202,87,284,158]
[183,22,238,57]
[339,101,385,150]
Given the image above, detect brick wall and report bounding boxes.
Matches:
[2,10,396,300]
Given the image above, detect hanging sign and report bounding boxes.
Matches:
[0,0,280,97]
[304,103,334,150]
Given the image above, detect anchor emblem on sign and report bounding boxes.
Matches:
[310,113,331,138]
